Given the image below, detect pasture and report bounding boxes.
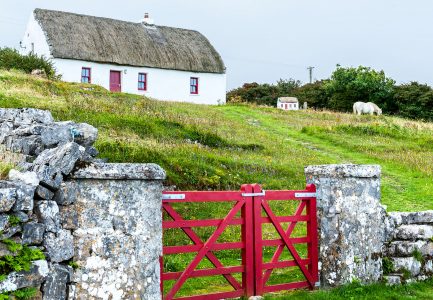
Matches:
[0,70,432,297]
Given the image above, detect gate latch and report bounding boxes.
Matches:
[242,191,266,197]
[162,194,185,200]
[295,192,316,198]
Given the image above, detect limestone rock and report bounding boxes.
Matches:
[425,260,433,274]
[0,188,17,212]
[0,260,49,293]
[11,108,54,125]
[40,123,73,148]
[384,275,401,285]
[44,229,74,262]
[395,225,433,241]
[54,182,77,205]
[72,123,98,147]
[22,223,46,245]
[5,135,43,155]
[0,122,14,143]
[35,185,54,200]
[35,201,61,233]
[0,214,8,231]
[8,170,39,187]
[33,142,82,176]
[387,240,433,256]
[389,211,433,226]
[392,257,422,276]
[71,162,166,180]
[42,264,70,300]
[33,165,63,191]
[59,205,78,230]
[12,211,29,223]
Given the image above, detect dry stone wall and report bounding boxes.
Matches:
[384,211,433,284]
[0,108,165,299]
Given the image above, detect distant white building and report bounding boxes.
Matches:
[277,97,299,111]
[20,9,226,105]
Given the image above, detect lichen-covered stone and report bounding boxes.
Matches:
[384,275,401,285]
[8,170,39,187]
[12,211,29,223]
[395,225,433,241]
[40,123,74,148]
[35,201,61,233]
[387,240,433,256]
[7,182,36,212]
[22,223,46,245]
[305,164,385,287]
[44,229,74,263]
[33,142,82,176]
[72,123,98,147]
[0,260,49,293]
[5,135,43,155]
[42,264,70,300]
[71,162,166,180]
[70,168,164,299]
[54,182,77,205]
[0,188,17,212]
[389,211,433,226]
[35,185,54,200]
[59,205,78,230]
[33,165,63,191]
[392,257,422,276]
[0,214,9,232]
[425,260,433,274]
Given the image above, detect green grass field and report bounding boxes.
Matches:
[1,70,432,299]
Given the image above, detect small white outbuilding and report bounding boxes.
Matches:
[277,97,299,111]
[20,9,227,105]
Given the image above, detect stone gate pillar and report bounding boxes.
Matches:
[305,164,386,287]
[63,163,165,299]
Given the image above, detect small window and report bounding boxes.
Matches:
[190,77,199,94]
[138,73,147,91]
[81,67,91,83]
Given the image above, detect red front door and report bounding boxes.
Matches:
[110,71,121,92]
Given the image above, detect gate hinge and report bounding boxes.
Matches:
[295,192,317,198]
[162,194,185,200]
[241,191,266,197]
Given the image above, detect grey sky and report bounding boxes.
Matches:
[1,0,432,90]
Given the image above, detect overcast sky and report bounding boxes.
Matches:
[1,0,432,90]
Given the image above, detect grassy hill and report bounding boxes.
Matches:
[0,70,432,212]
[1,70,433,298]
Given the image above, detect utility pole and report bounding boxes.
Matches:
[307,66,315,84]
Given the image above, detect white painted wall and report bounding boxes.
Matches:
[277,101,299,111]
[53,59,226,105]
[20,12,227,105]
[20,12,51,57]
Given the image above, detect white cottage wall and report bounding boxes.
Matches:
[53,59,226,105]
[20,12,51,57]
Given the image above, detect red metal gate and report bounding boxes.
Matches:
[161,184,318,299]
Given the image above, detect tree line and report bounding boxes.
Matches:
[227,65,433,121]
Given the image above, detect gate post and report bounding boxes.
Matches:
[305,164,386,288]
[241,184,255,298]
[66,163,166,299]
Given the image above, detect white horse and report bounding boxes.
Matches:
[353,102,382,116]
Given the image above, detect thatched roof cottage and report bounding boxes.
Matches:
[277,97,299,111]
[21,9,226,104]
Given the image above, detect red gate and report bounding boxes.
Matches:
[161,184,318,299]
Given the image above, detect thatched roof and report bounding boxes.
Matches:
[33,9,225,74]
[278,97,298,103]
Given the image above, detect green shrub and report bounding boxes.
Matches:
[227,79,301,106]
[412,249,424,263]
[382,257,394,275]
[0,48,56,79]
